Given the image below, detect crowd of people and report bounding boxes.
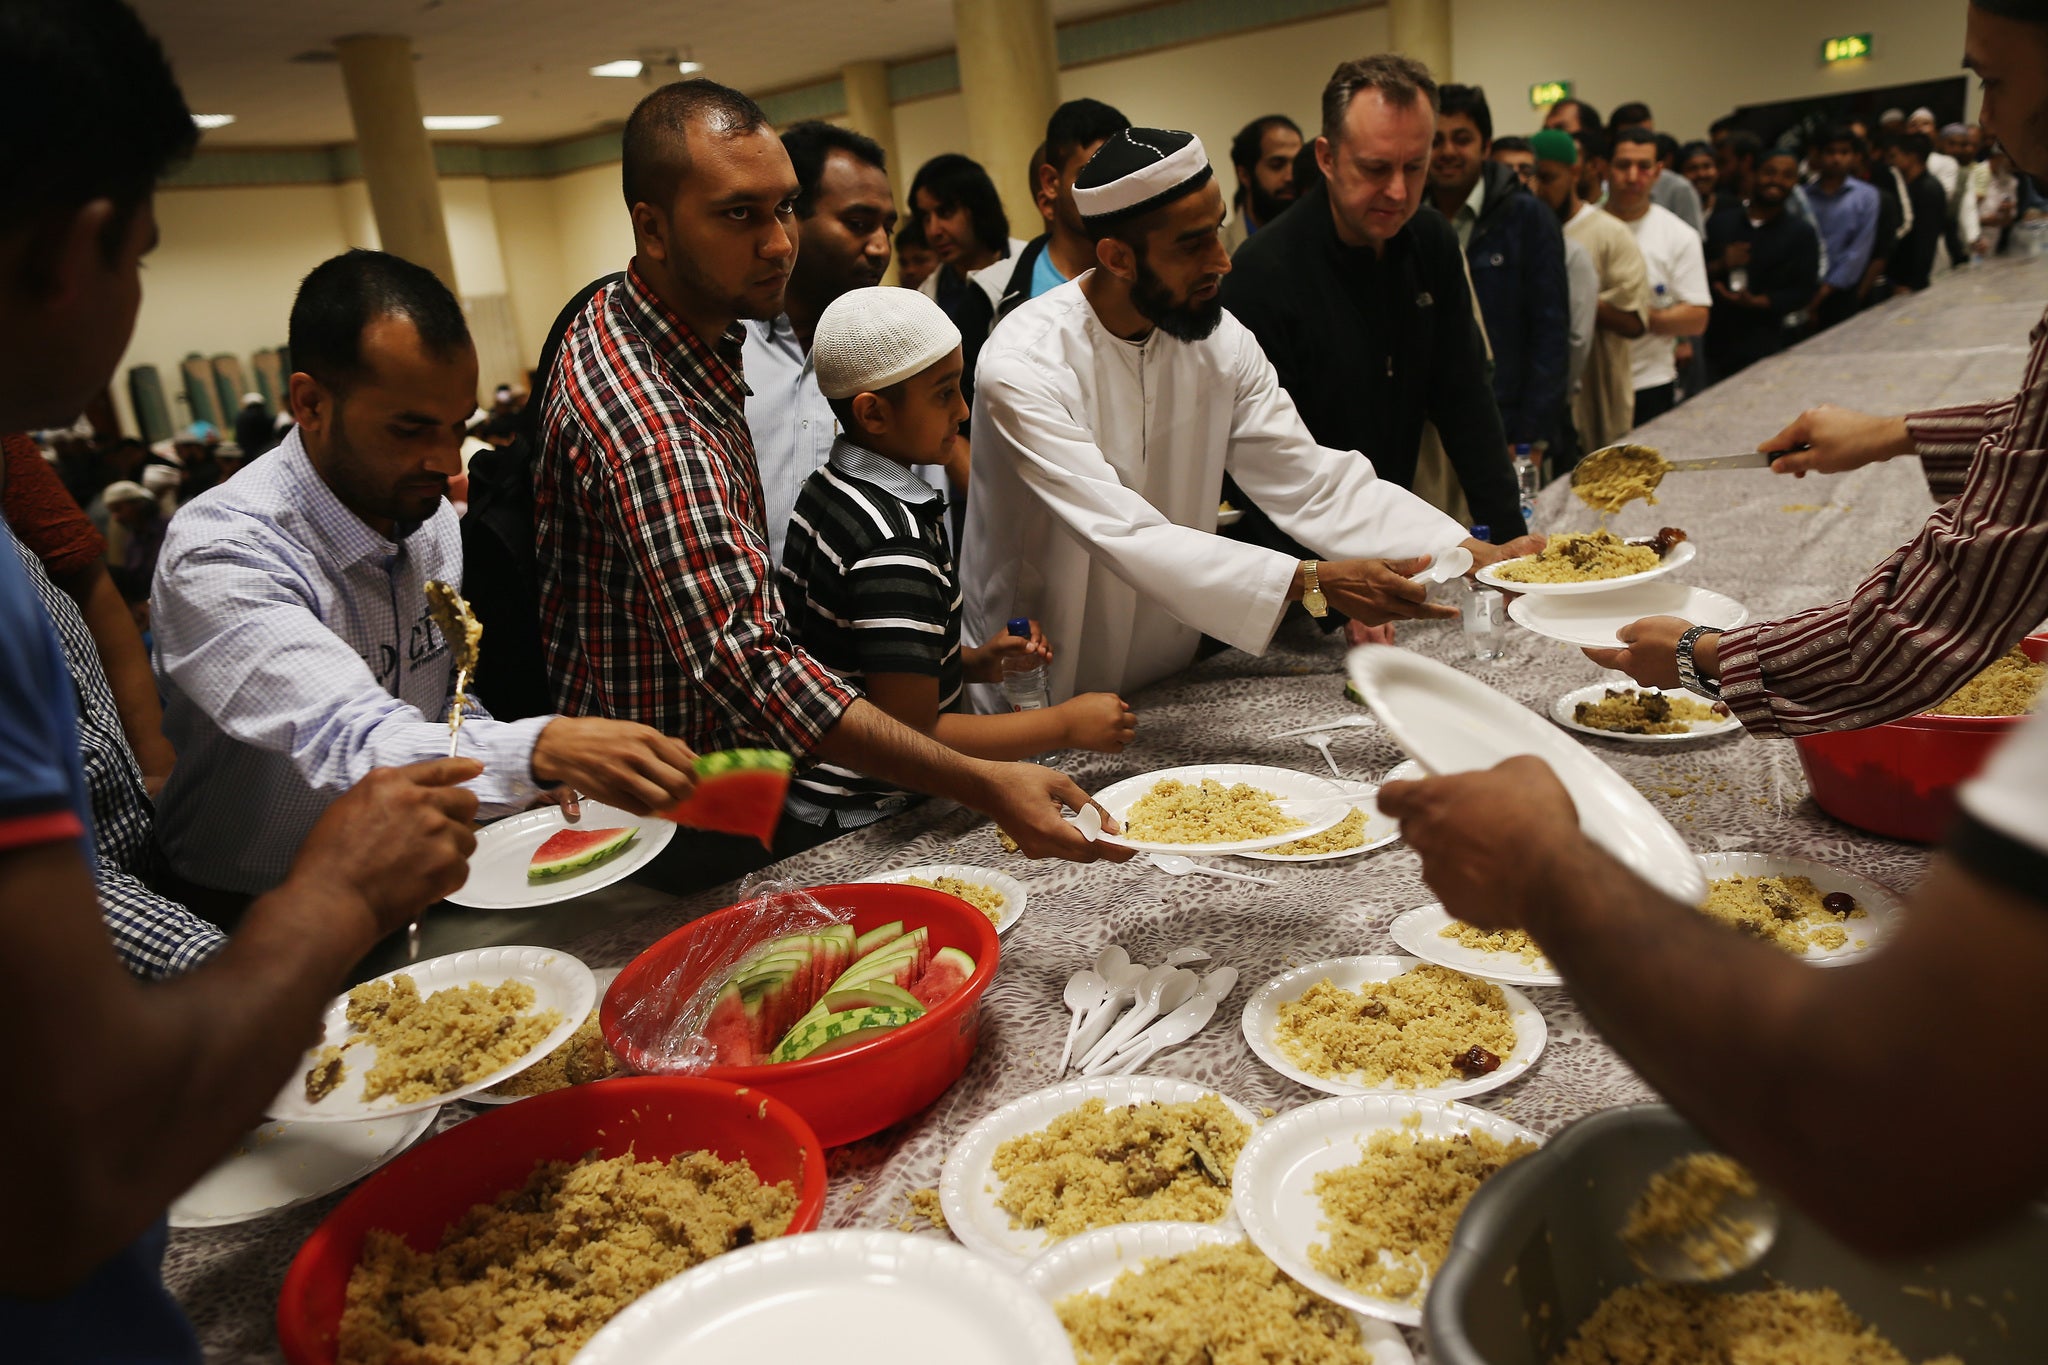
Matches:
[5,0,2048,1355]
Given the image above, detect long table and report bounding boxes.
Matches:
[166,254,2047,1360]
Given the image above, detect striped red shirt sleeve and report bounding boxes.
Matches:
[1718,311,2048,737]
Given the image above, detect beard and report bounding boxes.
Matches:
[1248,178,1294,225]
[323,410,445,531]
[1130,254,1225,343]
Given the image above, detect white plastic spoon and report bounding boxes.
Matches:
[1057,969,1106,1076]
[1104,994,1220,1076]
[1092,965,1236,1073]
[1067,961,1146,1073]
[1413,545,1474,585]
[1268,715,1378,739]
[1079,966,1197,1072]
[1302,733,1342,778]
[1163,946,1212,969]
[1147,853,1279,887]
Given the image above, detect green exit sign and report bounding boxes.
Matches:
[1530,80,1572,108]
[1822,33,1872,63]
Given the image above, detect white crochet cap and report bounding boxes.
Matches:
[811,286,962,400]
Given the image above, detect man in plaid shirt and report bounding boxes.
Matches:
[535,80,1122,884]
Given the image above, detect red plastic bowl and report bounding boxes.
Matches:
[1794,634,2047,843]
[275,1076,826,1365]
[601,882,999,1147]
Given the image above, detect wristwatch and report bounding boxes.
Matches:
[1675,624,1722,700]
[1301,560,1328,618]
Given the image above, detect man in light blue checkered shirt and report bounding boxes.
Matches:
[152,251,699,897]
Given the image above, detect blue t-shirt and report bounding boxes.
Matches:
[1029,246,1068,301]
[0,526,199,1360]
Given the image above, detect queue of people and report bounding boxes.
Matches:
[4,0,2048,1354]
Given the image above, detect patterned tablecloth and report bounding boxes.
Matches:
[166,255,2048,1360]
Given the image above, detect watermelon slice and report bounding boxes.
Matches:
[909,947,976,1008]
[821,982,925,1015]
[665,749,794,849]
[700,981,767,1066]
[528,826,636,882]
[854,920,905,958]
[769,1004,921,1063]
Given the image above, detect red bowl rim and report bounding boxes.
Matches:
[1797,633,2046,737]
[600,882,999,1079]
[276,1075,827,1365]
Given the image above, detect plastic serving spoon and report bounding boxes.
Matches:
[1058,969,1107,1076]
[1148,853,1279,887]
[1079,966,1197,1072]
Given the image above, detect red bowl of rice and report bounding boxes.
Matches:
[1793,634,2047,842]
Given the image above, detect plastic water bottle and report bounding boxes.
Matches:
[998,616,1051,712]
[1461,523,1506,661]
[1511,445,1540,526]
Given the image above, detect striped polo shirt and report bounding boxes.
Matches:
[781,438,963,825]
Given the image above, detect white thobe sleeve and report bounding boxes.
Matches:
[975,363,1301,656]
[1220,331,1469,560]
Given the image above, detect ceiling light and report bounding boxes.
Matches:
[589,59,643,78]
[422,115,502,131]
[191,113,237,129]
[677,60,704,75]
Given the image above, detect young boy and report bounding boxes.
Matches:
[781,287,1136,828]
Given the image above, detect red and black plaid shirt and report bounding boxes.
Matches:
[535,267,855,755]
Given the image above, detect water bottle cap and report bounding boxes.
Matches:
[1469,524,1490,541]
[1006,617,1032,637]
[1513,444,1533,456]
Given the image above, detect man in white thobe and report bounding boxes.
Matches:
[960,128,1534,701]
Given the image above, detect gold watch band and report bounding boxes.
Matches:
[1301,559,1328,618]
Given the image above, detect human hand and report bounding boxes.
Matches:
[1581,615,1709,688]
[966,619,1053,683]
[1320,558,1458,625]
[1375,756,1581,930]
[1759,404,1914,478]
[1057,693,1137,752]
[1345,619,1396,647]
[1464,535,1544,574]
[981,763,1135,863]
[531,717,697,815]
[287,758,482,941]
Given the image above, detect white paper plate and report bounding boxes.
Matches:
[1697,852,1902,966]
[1347,648,1707,904]
[1552,680,1743,744]
[447,802,674,910]
[169,1107,440,1228]
[1506,582,1749,649]
[1476,537,1697,595]
[1241,955,1546,1100]
[1389,905,1563,988]
[268,946,595,1122]
[466,967,622,1106]
[1020,1222,1415,1365]
[1232,1095,1546,1326]
[1238,780,1401,862]
[571,1230,1075,1365]
[1382,758,1425,785]
[940,1075,1263,1270]
[1086,764,1349,855]
[861,863,1028,935]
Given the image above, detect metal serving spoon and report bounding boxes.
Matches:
[1628,1170,1781,1284]
[415,580,483,962]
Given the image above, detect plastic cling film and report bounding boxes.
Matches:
[609,877,852,1073]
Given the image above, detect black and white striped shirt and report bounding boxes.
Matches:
[781,439,963,825]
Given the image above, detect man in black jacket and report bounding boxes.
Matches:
[1703,149,1822,380]
[1223,52,1526,579]
[1886,133,1949,294]
[1426,83,1569,455]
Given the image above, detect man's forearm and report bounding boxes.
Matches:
[813,698,999,809]
[0,849,379,1293]
[1648,304,1709,338]
[1595,301,1646,338]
